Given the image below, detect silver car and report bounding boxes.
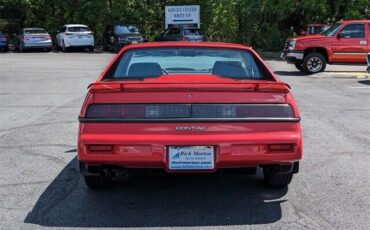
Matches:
[157,27,205,42]
[17,28,52,52]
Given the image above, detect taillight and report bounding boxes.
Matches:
[85,104,190,118]
[193,104,295,118]
[89,145,113,152]
[268,144,293,151]
[84,104,295,119]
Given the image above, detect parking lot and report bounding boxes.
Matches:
[0,52,369,229]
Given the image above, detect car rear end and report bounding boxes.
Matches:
[115,26,144,47]
[78,43,302,188]
[22,28,52,50]
[182,28,205,41]
[0,32,8,51]
[64,25,94,49]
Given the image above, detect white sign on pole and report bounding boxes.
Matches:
[165,5,200,28]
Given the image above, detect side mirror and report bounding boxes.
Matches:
[338,31,346,38]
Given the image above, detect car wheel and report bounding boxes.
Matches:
[302,52,326,74]
[19,43,24,52]
[83,175,111,189]
[294,63,304,72]
[62,41,68,52]
[103,40,108,51]
[263,169,293,187]
[114,43,120,53]
[88,46,94,52]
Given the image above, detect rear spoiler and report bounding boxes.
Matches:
[88,82,291,93]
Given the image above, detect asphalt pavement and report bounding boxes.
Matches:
[0,52,369,230]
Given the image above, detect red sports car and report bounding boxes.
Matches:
[78,42,302,188]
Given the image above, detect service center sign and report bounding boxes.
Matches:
[165,5,200,28]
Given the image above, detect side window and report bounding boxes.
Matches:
[168,28,180,35]
[341,24,365,38]
[61,26,66,33]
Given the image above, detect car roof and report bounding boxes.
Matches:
[64,24,89,27]
[121,42,252,51]
[340,19,370,24]
[23,28,46,30]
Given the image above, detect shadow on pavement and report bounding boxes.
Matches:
[274,71,306,76]
[25,157,288,228]
[358,80,370,85]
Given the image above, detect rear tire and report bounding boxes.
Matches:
[88,46,94,52]
[83,175,111,189]
[302,52,326,74]
[263,170,293,187]
[62,41,68,52]
[294,63,304,72]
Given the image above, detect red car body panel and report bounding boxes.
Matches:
[78,42,302,172]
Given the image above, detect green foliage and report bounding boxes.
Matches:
[0,0,369,50]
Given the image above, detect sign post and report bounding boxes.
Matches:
[165,5,200,29]
[367,52,370,73]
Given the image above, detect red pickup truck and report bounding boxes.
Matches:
[282,20,370,74]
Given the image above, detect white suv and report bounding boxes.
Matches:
[56,24,94,52]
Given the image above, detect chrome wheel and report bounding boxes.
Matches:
[307,56,323,73]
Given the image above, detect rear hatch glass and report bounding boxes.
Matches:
[105,47,271,81]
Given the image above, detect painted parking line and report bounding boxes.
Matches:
[349,87,370,89]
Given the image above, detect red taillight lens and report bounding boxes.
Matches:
[89,145,113,152]
[84,104,295,119]
[193,104,295,118]
[86,104,146,118]
[268,144,293,151]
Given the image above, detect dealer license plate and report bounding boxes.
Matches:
[168,146,214,170]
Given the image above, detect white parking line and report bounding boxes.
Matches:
[349,87,370,89]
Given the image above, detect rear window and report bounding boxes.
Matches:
[24,29,47,34]
[184,28,202,35]
[114,26,139,34]
[67,26,90,32]
[104,48,271,80]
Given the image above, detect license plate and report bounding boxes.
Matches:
[168,146,214,170]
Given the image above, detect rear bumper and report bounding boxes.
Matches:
[24,41,52,49]
[78,123,302,172]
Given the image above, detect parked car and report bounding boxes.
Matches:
[300,24,330,36]
[282,19,370,74]
[103,25,145,52]
[0,31,9,51]
[156,26,205,42]
[78,42,302,189]
[56,24,94,52]
[15,28,52,52]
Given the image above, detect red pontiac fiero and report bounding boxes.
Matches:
[78,42,302,188]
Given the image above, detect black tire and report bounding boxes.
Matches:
[62,41,68,52]
[294,62,304,72]
[114,42,120,53]
[302,52,326,74]
[263,170,293,187]
[83,175,111,189]
[88,46,94,52]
